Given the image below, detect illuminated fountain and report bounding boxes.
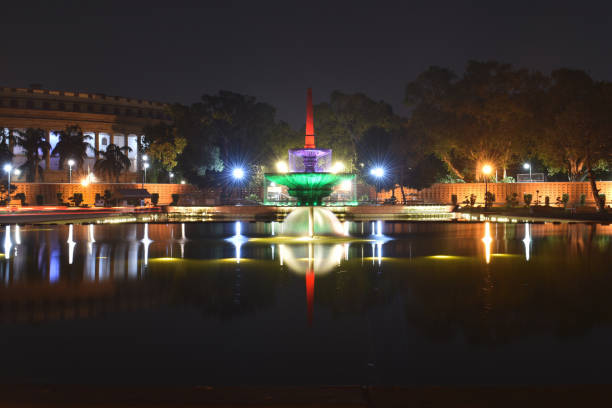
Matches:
[265,89,354,237]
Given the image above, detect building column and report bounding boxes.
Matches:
[95,132,100,157]
[45,129,51,171]
[110,133,115,146]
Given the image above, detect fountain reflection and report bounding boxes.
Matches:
[141,223,153,266]
[226,221,248,263]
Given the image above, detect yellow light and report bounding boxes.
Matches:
[331,162,345,174]
[276,161,288,173]
[482,164,493,175]
[80,178,90,187]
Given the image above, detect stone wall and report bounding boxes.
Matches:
[379,181,612,206]
[10,183,199,205]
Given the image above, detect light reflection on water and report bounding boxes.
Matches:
[0,221,611,385]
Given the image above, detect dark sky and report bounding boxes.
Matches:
[2,0,611,127]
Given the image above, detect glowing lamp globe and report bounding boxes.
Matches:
[232,168,245,180]
[3,164,12,173]
[370,167,384,178]
[482,165,493,175]
[523,163,530,170]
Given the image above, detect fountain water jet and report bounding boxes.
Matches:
[265,89,354,237]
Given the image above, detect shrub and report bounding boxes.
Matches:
[463,194,477,207]
[500,176,516,183]
[71,193,83,207]
[246,193,259,202]
[523,193,532,207]
[505,193,519,207]
[36,194,43,205]
[599,194,606,208]
[104,190,112,200]
[580,194,586,206]
[57,192,64,205]
[14,193,26,205]
[561,194,569,208]
[451,194,458,206]
[484,191,495,208]
[171,193,180,206]
[544,196,550,207]
[151,193,159,205]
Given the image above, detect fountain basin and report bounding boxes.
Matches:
[265,172,354,206]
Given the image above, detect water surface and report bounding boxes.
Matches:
[0,221,611,386]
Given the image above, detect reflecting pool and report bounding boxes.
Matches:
[1,221,611,386]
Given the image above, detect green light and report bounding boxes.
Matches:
[265,172,355,206]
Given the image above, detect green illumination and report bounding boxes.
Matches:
[265,172,355,206]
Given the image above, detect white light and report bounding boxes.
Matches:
[13,169,21,176]
[144,163,150,169]
[169,172,174,178]
[276,161,288,173]
[523,163,530,170]
[180,180,186,184]
[142,155,148,161]
[339,179,352,191]
[232,167,245,180]
[3,164,12,173]
[80,178,90,187]
[331,162,345,173]
[67,159,75,167]
[370,167,384,178]
[482,164,493,175]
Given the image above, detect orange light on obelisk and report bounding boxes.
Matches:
[304,88,315,148]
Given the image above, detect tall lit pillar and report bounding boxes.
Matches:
[45,129,51,170]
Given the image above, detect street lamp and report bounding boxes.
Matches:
[143,162,149,188]
[142,155,149,188]
[3,164,12,203]
[370,166,385,204]
[169,172,174,183]
[523,162,532,182]
[67,159,75,183]
[232,167,245,180]
[482,164,493,207]
[276,161,288,173]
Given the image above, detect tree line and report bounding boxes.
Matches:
[3,60,611,209]
[143,61,610,209]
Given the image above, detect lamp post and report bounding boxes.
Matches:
[169,172,174,183]
[370,167,384,204]
[3,164,13,203]
[232,167,245,203]
[523,162,531,182]
[67,159,75,184]
[143,163,149,188]
[142,155,149,189]
[482,164,492,207]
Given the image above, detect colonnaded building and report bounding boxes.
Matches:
[0,84,169,182]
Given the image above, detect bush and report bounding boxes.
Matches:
[544,196,550,207]
[500,176,516,183]
[523,193,532,207]
[151,193,159,205]
[171,193,180,206]
[36,194,43,205]
[580,194,586,206]
[599,194,606,208]
[57,192,64,205]
[14,193,26,205]
[505,193,519,207]
[71,193,83,207]
[484,191,495,208]
[451,194,458,206]
[246,193,259,202]
[463,194,477,207]
[556,194,570,208]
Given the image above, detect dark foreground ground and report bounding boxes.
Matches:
[2,385,612,407]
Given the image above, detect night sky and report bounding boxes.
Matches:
[2,0,611,126]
